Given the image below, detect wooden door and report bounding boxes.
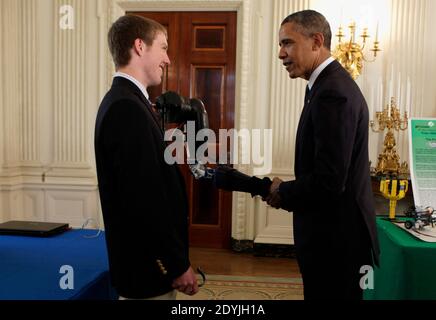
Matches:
[130,12,236,248]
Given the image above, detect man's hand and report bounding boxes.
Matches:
[172,266,199,296]
[263,177,283,209]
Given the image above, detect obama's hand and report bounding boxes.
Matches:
[263,177,283,209]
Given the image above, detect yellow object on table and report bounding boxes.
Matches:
[379,179,408,219]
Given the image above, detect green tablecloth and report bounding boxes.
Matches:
[364,217,436,300]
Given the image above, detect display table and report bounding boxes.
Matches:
[0,229,117,300]
[364,217,436,300]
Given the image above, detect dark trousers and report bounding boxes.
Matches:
[298,249,372,300]
[301,265,363,300]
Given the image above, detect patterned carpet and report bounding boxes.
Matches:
[177,275,304,300]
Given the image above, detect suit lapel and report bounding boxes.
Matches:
[295,89,311,172]
[294,60,342,172]
[133,90,164,134]
[112,77,164,134]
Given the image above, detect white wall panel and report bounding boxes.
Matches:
[255,202,293,244]
[23,190,45,221]
[46,189,99,227]
[3,190,24,223]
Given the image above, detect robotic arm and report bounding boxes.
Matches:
[155,91,214,179]
[155,91,209,131]
[155,91,271,198]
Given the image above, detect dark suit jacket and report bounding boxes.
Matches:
[94,77,190,298]
[279,60,380,272]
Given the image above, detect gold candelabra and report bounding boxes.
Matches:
[370,97,409,176]
[333,22,381,80]
[371,97,409,220]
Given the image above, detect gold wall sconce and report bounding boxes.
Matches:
[333,21,381,80]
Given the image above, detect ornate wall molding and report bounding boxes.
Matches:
[116,0,243,11]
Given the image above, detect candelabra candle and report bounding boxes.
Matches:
[350,22,356,43]
[336,26,344,43]
[406,78,411,115]
[375,21,379,42]
[361,27,369,44]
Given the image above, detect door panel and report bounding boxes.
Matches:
[193,27,225,50]
[191,66,225,136]
[130,11,236,248]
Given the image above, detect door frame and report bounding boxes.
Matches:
[108,0,255,243]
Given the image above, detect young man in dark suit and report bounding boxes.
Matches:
[94,15,198,299]
[265,10,380,300]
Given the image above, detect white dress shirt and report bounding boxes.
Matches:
[307,56,335,90]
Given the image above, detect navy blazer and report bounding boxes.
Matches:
[95,77,190,298]
[279,60,380,268]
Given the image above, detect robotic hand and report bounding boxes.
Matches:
[155,91,214,179]
[155,91,272,197]
[155,91,209,131]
